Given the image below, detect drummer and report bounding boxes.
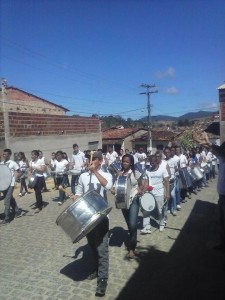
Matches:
[0,148,23,225]
[70,151,113,297]
[49,151,69,205]
[141,154,170,233]
[114,154,146,258]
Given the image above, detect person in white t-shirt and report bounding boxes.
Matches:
[137,147,147,170]
[105,146,118,166]
[38,150,49,192]
[0,149,23,225]
[29,150,46,213]
[49,150,69,205]
[18,151,29,196]
[71,151,113,297]
[71,144,86,194]
[141,154,170,233]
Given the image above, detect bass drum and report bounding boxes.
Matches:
[114,175,131,209]
[140,192,156,213]
[56,190,112,243]
[179,167,192,189]
[0,165,12,191]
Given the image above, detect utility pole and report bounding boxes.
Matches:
[140,84,158,152]
[1,78,9,148]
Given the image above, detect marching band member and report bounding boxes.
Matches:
[71,151,113,297]
[0,149,23,225]
[141,154,170,233]
[18,151,29,196]
[71,144,86,195]
[29,150,46,213]
[114,154,145,258]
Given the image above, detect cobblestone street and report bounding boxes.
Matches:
[0,177,225,300]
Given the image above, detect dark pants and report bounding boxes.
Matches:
[71,175,80,195]
[56,175,66,202]
[86,217,109,281]
[122,196,140,251]
[20,177,28,194]
[34,176,45,208]
[218,194,225,245]
[2,186,19,221]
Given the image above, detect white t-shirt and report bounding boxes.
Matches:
[137,152,147,165]
[55,159,68,174]
[0,160,19,186]
[29,159,45,177]
[71,150,86,170]
[175,154,188,168]
[106,151,118,165]
[75,169,113,199]
[164,158,176,180]
[146,167,169,197]
[132,153,139,164]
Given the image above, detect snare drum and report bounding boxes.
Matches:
[115,175,131,209]
[108,161,121,175]
[56,190,112,243]
[0,165,12,191]
[70,169,82,176]
[140,192,156,212]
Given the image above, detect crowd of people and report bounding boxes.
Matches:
[0,139,225,297]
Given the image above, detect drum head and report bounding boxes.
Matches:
[140,192,155,212]
[0,165,12,191]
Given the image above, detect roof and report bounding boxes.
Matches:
[217,83,225,90]
[2,86,69,112]
[136,130,176,141]
[102,127,146,140]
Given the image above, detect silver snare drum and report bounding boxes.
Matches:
[140,192,156,212]
[115,175,131,209]
[70,169,82,176]
[0,165,12,191]
[56,190,112,243]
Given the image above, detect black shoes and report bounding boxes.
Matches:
[15,209,23,218]
[95,279,108,297]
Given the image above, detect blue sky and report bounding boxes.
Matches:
[0,0,224,119]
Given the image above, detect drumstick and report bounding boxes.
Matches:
[58,185,73,198]
[90,151,93,164]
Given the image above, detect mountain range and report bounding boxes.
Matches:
[140,110,219,122]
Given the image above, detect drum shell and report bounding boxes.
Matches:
[108,161,121,175]
[115,175,131,209]
[179,167,192,189]
[0,165,12,191]
[56,190,112,243]
[70,169,81,176]
[190,166,203,180]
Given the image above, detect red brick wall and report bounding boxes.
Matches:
[6,112,100,137]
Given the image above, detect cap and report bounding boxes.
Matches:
[139,147,144,151]
[92,151,103,160]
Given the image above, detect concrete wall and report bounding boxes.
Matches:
[6,133,102,160]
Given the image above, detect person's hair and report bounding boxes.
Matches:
[4,148,12,155]
[31,150,39,157]
[121,154,135,174]
[164,146,171,152]
[149,154,158,163]
[18,151,26,160]
[73,144,78,148]
[56,150,63,156]
[52,152,56,155]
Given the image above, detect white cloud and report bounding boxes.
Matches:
[196,102,219,110]
[156,67,176,80]
[165,86,180,95]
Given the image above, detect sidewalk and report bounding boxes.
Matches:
[0,177,225,300]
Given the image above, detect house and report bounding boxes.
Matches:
[0,83,102,158]
[102,126,148,153]
[102,126,176,153]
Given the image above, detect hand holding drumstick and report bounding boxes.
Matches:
[58,185,80,202]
